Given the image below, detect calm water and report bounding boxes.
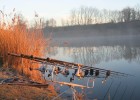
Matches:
[47,45,140,100]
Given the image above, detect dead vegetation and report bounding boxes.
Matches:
[0,85,57,100]
[0,9,59,99]
[0,9,49,82]
[0,67,58,100]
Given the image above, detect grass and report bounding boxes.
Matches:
[0,10,49,82]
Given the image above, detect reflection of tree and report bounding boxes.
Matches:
[70,46,140,64]
[123,47,139,62]
[72,47,97,65]
[48,46,140,64]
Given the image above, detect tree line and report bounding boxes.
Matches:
[45,5,140,27]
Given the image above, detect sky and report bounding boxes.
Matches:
[0,0,140,25]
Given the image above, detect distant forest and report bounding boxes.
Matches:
[44,20,140,38]
[43,5,140,40]
[43,5,140,27]
[42,5,140,46]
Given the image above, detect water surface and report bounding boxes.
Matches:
[46,45,140,100]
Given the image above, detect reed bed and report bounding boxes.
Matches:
[0,10,48,82]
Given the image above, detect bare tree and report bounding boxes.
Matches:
[110,10,120,23]
[61,5,140,26]
[70,9,76,25]
[86,7,94,24]
[134,4,140,20]
[46,18,56,27]
[131,8,136,21]
[79,7,85,24]
[61,18,65,26]
[122,7,131,22]
[93,8,100,24]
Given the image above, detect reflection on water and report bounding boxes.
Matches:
[48,46,140,64]
[47,46,140,100]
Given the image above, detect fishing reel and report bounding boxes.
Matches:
[102,70,110,84]
[61,68,70,77]
[87,69,99,88]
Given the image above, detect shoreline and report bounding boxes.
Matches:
[0,67,58,100]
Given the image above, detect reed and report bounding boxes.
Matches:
[0,10,48,82]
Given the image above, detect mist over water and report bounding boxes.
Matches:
[46,36,140,100]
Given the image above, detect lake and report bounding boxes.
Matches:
[46,38,140,100]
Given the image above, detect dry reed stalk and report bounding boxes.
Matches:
[0,10,48,83]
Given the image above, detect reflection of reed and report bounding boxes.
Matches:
[75,92,85,100]
[52,86,86,100]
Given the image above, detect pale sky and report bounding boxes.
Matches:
[0,0,140,25]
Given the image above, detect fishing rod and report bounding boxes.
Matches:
[120,85,127,100]
[112,82,121,100]
[73,67,129,78]
[72,66,132,77]
[103,80,114,100]
[8,53,133,77]
[130,86,136,100]
[30,60,127,78]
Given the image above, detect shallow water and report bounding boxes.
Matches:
[46,44,140,100]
